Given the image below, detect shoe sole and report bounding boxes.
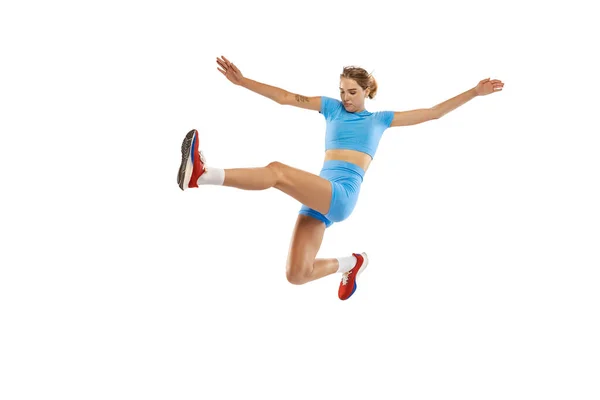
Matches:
[351,252,369,297]
[177,129,197,190]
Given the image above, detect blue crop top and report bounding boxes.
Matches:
[320,96,394,159]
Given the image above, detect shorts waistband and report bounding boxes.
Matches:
[321,160,365,179]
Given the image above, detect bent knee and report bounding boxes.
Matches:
[267,161,282,167]
[267,161,285,172]
[286,263,311,285]
[266,161,285,182]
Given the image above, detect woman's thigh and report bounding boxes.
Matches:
[270,161,333,216]
[326,178,362,222]
[286,214,326,274]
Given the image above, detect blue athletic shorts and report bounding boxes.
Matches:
[298,160,365,228]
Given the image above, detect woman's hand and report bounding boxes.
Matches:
[475,78,504,96]
[216,56,244,86]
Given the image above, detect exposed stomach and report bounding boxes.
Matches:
[324,149,372,173]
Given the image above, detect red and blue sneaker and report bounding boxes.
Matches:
[177,129,206,190]
[338,252,369,300]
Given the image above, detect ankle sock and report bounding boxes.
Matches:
[336,255,358,274]
[197,167,225,186]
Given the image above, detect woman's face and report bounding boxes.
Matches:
[339,77,369,112]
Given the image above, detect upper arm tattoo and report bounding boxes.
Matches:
[294,94,309,103]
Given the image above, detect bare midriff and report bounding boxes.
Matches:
[324,149,372,173]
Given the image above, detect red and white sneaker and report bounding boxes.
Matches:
[177,129,206,190]
[338,252,369,301]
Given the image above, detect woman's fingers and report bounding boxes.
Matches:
[217,56,242,83]
[219,56,230,68]
[217,57,235,72]
[220,55,239,72]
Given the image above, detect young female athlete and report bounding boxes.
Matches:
[177,55,504,300]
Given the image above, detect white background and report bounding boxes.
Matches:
[1,0,599,399]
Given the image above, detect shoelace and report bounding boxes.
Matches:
[341,270,352,286]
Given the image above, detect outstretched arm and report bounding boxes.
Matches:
[240,77,288,104]
[216,56,286,104]
[216,56,321,111]
[389,78,504,127]
[432,78,504,119]
[240,78,321,111]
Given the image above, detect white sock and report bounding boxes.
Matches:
[197,167,225,186]
[336,255,358,274]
